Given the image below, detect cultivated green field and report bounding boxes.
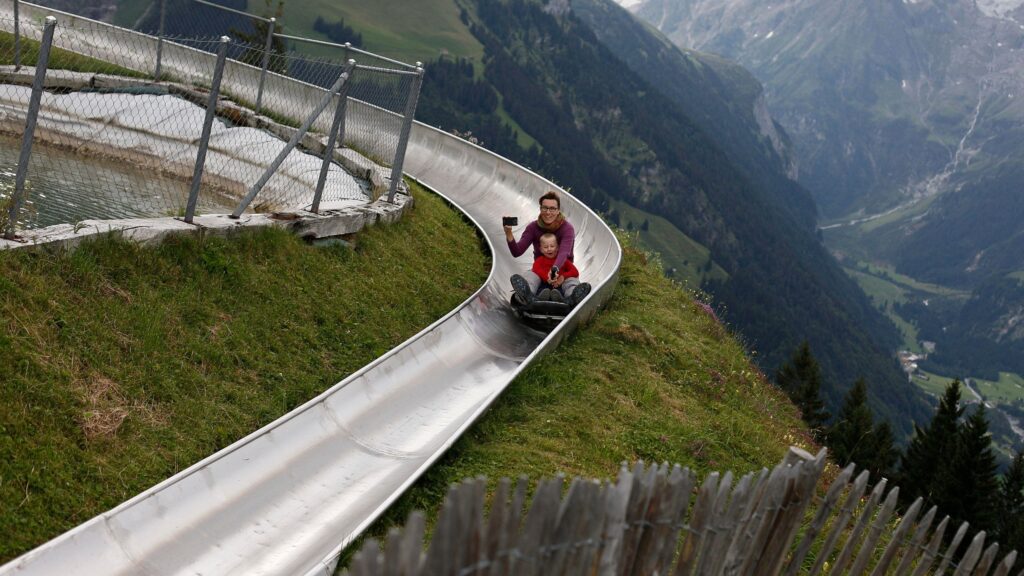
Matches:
[975,372,1024,404]
[275,0,482,65]
[913,370,961,398]
[609,199,728,289]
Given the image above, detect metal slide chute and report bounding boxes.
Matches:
[0,7,622,574]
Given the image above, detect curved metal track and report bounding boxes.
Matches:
[0,7,623,574]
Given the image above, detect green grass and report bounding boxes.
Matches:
[0,183,489,563]
[842,266,920,351]
[858,195,937,233]
[975,372,1024,404]
[913,370,961,398]
[852,261,965,297]
[273,0,483,66]
[610,199,728,288]
[495,93,539,151]
[844,266,909,307]
[0,31,147,78]
[341,236,811,563]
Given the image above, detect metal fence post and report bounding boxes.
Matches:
[255,17,276,114]
[4,16,55,240]
[154,0,166,80]
[387,63,424,203]
[311,59,355,214]
[13,0,20,71]
[231,69,351,218]
[183,36,230,224]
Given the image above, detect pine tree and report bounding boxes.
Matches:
[775,341,830,440]
[899,381,963,506]
[997,450,1024,553]
[938,404,1000,533]
[828,379,874,465]
[870,421,899,480]
[827,379,898,482]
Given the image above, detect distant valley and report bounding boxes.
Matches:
[621,0,1024,450]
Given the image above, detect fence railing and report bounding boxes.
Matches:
[345,448,1021,576]
[0,0,423,239]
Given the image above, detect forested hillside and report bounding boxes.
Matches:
[413,0,931,433]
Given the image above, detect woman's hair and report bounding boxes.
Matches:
[539,190,560,208]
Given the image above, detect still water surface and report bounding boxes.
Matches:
[0,135,233,230]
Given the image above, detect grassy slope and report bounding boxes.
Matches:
[0,184,489,562]
[610,199,728,289]
[272,0,483,65]
[345,238,813,560]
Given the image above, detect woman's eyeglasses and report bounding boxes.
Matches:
[540,206,559,212]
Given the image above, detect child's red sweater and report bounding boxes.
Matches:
[532,255,579,282]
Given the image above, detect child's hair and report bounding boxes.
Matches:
[539,232,557,244]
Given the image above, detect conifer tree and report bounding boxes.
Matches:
[775,341,830,440]
[870,421,899,479]
[997,450,1024,552]
[938,404,999,533]
[899,381,963,506]
[828,379,874,465]
[827,379,898,482]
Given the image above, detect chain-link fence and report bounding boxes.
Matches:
[0,0,422,239]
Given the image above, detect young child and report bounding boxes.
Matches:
[528,232,580,303]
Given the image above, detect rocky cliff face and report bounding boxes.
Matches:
[623,0,1024,222]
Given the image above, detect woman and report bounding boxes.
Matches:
[503,190,591,307]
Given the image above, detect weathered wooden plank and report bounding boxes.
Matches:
[501,476,529,576]
[573,481,608,576]
[618,462,654,575]
[868,495,921,576]
[703,471,755,575]
[599,465,634,576]
[654,465,693,573]
[352,538,381,576]
[518,476,563,576]
[990,550,1017,576]
[421,485,459,576]
[673,471,721,575]
[974,542,1000,576]
[888,502,937,573]
[891,504,936,576]
[830,478,888,575]
[808,469,872,576]
[399,511,425,576]
[691,470,734,575]
[786,463,857,576]
[759,451,827,576]
[483,479,509,576]
[382,528,403,576]
[736,465,792,575]
[952,531,988,576]
[910,516,951,576]
[935,522,971,576]
[848,486,900,575]
[722,468,770,573]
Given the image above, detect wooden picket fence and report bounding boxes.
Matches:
[345,448,1021,575]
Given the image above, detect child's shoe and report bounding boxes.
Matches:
[511,274,535,305]
[549,289,564,303]
[565,283,591,307]
[537,288,553,301]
